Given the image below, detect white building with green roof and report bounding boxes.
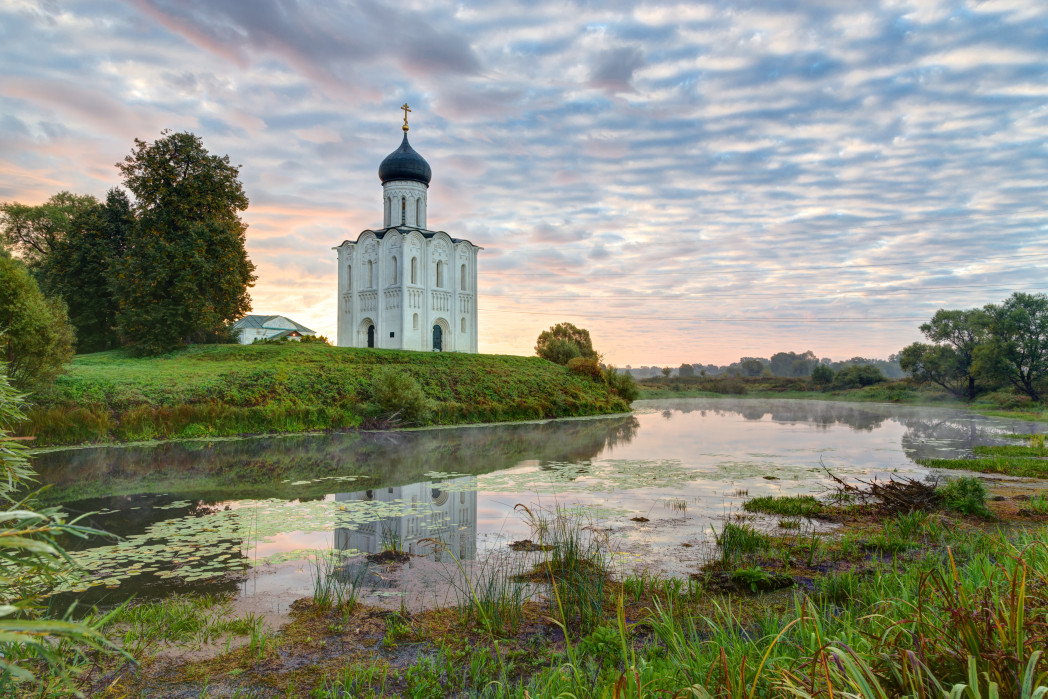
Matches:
[232,315,316,344]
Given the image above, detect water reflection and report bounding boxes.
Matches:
[334,478,478,562]
[36,399,1045,607]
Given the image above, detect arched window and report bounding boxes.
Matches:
[461,317,466,333]
[347,264,352,289]
[384,198,390,225]
[401,197,406,225]
[411,257,417,284]
[367,260,373,288]
[436,261,444,288]
[460,264,466,291]
[392,255,398,284]
[415,199,421,226]
[413,313,419,330]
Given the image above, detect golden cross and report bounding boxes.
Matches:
[401,103,411,132]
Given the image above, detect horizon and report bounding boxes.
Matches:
[2,1,1046,366]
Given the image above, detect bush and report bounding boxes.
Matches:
[537,337,582,365]
[938,476,990,517]
[603,367,638,402]
[831,364,885,390]
[369,367,433,423]
[566,357,602,381]
[811,363,834,387]
[0,252,75,391]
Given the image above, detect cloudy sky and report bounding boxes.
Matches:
[2,0,1046,366]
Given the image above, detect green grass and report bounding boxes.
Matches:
[743,494,825,518]
[916,455,1048,478]
[19,344,631,446]
[973,443,1048,457]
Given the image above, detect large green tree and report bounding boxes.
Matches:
[0,252,75,390]
[535,322,598,365]
[44,189,133,353]
[978,292,1048,401]
[900,308,989,400]
[113,131,256,355]
[0,191,98,270]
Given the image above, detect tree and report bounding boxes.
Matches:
[678,363,695,378]
[0,251,75,390]
[831,364,885,390]
[43,189,133,353]
[899,308,990,400]
[978,292,1048,401]
[0,191,98,270]
[535,322,597,365]
[810,363,834,386]
[739,358,764,377]
[661,366,672,378]
[113,131,256,355]
[769,350,817,377]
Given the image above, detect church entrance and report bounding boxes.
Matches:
[432,324,442,352]
[367,324,375,348]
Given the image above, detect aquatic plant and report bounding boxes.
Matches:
[743,494,824,518]
[0,364,118,695]
[938,476,992,517]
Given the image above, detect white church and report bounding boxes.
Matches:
[335,106,481,352]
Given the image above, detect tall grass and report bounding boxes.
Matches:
[310,551,367,611]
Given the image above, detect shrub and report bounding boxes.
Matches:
[810,363,834,387]
[369,367,433,423]
[538,337,582,365]
[566,356,602,381]
[603,367,639,402]
[831,364,886,390]
[938,476,991,517]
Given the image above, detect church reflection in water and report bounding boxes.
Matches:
[334,477,478,562]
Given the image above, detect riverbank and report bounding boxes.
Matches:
[17,344,631,447]
[636,375,1048,420]
[34,476,1048,698]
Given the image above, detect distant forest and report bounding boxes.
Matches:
[623,351,904,380]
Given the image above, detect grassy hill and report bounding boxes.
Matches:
[18,343,631,446]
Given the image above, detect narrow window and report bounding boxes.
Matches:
[413,313,418,330]
[347,264,352,289]
[461,317,466,333]
[385,198,390,225]
[392,255,398,284]
[367,260,373,288]
[436,261,444,287]
[411,257,417,284]
[415,198,421,226]
[460,264,466,291]
[401,197,406,225]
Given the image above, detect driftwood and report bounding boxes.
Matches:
[823,467,940,514]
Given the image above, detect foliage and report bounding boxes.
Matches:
[979,292,1048,401]
[937,476,991,516]
[769,350,818,377]
[831,363,886,389]
[678,363,695,378]
[566,356,603,381]
[369,367,434,423]
[743,495,824,517]
[535,322,597,365]
[0,191,99,269]
[900,308,990,400]
[41,189,134,353]
[0,251,75,390]
[113,130,257,356]
[0,364,117,693]
[603,366,639,402]
[810,363,834,386]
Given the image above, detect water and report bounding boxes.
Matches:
[34,398,1046,612]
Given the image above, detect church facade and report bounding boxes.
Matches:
[335,108,481,352]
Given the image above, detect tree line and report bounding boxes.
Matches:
[626,353,904,381]
[1,131,256,389]
[900,292,1048,402]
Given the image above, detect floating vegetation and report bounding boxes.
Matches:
[56,496,442,593]
[432,458,701,495]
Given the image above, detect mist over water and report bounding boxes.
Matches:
[38,399,1046,608]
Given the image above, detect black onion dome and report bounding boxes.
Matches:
[378,133,432,185]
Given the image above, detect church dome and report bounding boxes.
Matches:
[378,134,432,185]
